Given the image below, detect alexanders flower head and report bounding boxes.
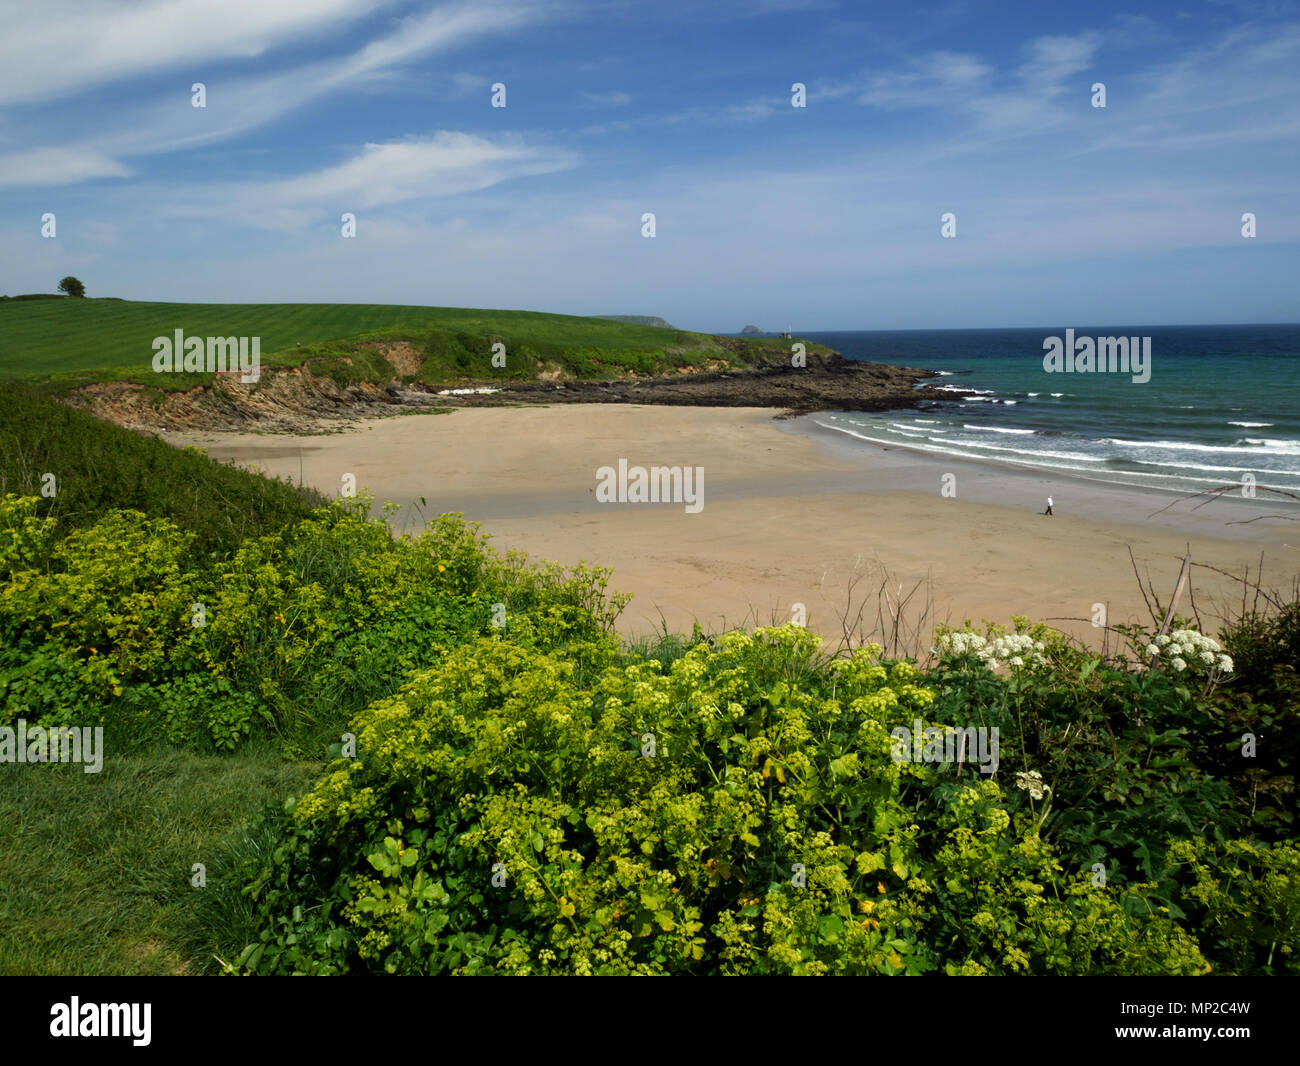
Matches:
[1014,770,1052,801]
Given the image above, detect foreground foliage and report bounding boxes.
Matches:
[226,626,1286,975]
[1,490,622,757]
[1,472,1296,975]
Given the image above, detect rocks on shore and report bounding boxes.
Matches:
[485,359,936,414]
[60,340,981,434]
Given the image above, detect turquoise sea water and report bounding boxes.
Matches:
[798,325,1300,498]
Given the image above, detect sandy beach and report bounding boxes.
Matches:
[170,405,1298,646]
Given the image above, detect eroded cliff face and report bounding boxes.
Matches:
[62,366,412,435]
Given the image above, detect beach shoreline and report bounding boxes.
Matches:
[168,404,1297,644]
[782,411,1299,542]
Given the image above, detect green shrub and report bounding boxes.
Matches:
[223,627,1215,975]
[0,643,104,729]
[1214,604,1300,832]
[1,491,630,754]
[924,635,1238,899]
[1168,837,1300,974]
[0,493,57,575]
[1,504,197,705]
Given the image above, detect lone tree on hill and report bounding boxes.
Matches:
[58,276,86,298]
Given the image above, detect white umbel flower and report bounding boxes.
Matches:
[1014,770,1052,801]
[1146,628,1232,674]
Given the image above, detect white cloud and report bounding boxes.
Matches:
[0,146,130,186]
[272,133,576,208]
[856,51,993,110]
[0,0,396,106]
[153,132,577,225]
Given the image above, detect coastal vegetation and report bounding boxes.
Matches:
[0,382,323,555]
[1,386,1295,975]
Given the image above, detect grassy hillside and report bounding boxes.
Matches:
[0,382,324,554]
[0,299,751,388]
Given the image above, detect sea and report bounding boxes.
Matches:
[795,324,1300,499]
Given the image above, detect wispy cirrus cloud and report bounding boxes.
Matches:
[1,0,563,186]
[820,18,1300,157]
[1016,32,1101,92]
[97,0,548,156]
[0,0,398,107]
[268,133,576,209]
[153,132,577,229]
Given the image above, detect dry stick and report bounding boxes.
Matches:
[889,579,899,652]
[835,568,865,655]
[894,578,925,659]
[911,579,927,661]
[896,578,913,655]
[923,571,934,661]
[1188,572,1203,633]
[838,577,855,654]
[1146,483,1234,520]
[875,575,890,650]
[852,571,870,647]
[1226,512,1300,525]
[1190,558,1287,614]
[1156,552,1193,640]
[839,569,867,654]
[1147,564,1166,624]
[835,575,851,654]
[1146,482,1300,521]
[1128,546,1158,627]
[891,581,904,657]
[1254,550,1265,617]
[884,581,898,657]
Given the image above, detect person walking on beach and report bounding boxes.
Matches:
[1044,496,1054,516]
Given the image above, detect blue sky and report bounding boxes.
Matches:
[2,0,1298,331]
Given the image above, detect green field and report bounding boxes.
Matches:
[0,299,737,386]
